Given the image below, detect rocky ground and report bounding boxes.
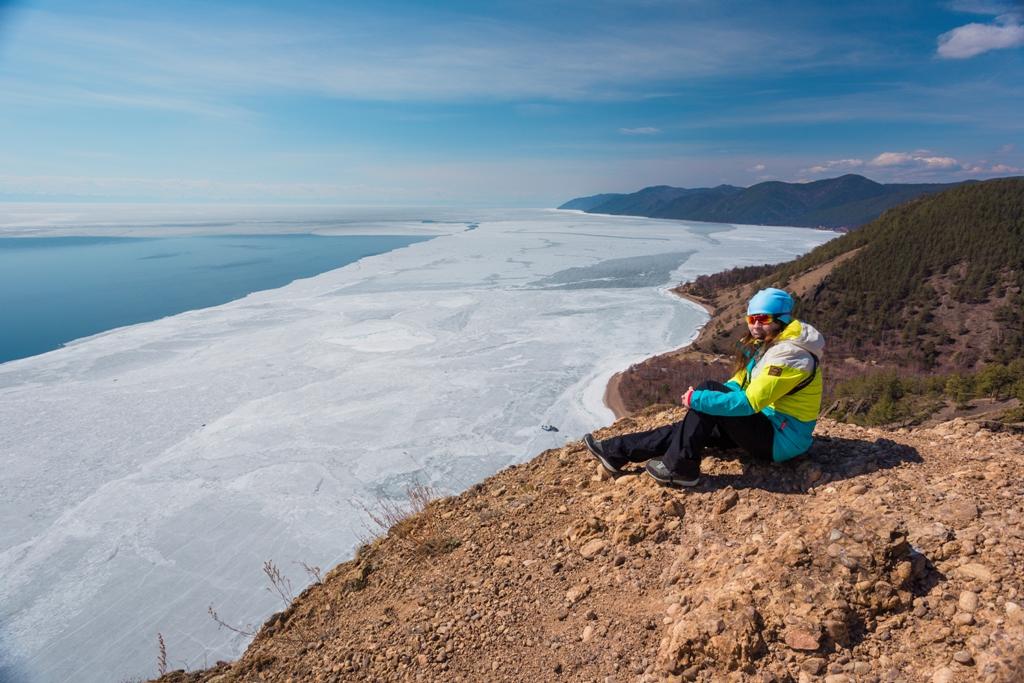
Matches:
[157,409,1024,683]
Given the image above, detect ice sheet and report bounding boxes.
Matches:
[0,208,834,682]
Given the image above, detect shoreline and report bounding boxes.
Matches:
[603,286,717,420]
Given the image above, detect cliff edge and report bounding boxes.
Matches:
[157,409,1024,682]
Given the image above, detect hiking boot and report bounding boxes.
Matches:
[644,458,700,488]
[584,433,627,475]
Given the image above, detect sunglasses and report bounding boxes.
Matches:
[745,313,777,325]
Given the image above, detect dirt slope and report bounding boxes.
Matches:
[156,409,1024,683]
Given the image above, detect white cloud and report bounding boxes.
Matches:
[800,158,865,175]
[747,163,766,172]
[869,152,959,169]
[799,150,1020,182]
[619,127,661,135]
[937,14,1024,58]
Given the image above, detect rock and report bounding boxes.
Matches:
[662,500,685,518]
[909,522,952,551]
[565,584,591,605]
[824,675,851,683]
[800,657,825,674]
[715,490,739,514]
[958,591,979,613]
[493,555,515,568]
[934,499,979,526]
[784,628,821,651]
[952,612,974,626]
[920,622,952,643]
[580,539,609,559]
[852,661,871,675]
[657,592,767,672]
[849,484,868,495]
[581,625,595,642]
[804,465,823,487]
[953,650,974,665]
[823,619,849,645]
[931,667,954,683]
[956,563,996,583]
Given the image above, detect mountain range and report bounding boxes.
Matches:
[559,174,970,228]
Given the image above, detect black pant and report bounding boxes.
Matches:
[601,380,775,474]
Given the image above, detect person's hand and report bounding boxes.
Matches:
[681,386,695,407]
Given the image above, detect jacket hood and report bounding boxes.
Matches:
[776,319,825,358]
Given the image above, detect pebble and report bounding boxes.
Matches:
[952,650,974,665]
[800,657,825,675]
[580,539,609,559]
[952,612,974,626]
[958,591,979,613]
[581,625,595,642]
[565,584,591,605]
[852,661,871,675]
[824,675,852,683]
[784,628,820,651]
[931,666,954,683]
[715,490,739,514]
[956,563,995,583]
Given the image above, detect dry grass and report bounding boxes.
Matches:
[355,483,460,559]
[157,633,167,677]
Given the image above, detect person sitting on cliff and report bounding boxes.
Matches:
[584,287,825,487]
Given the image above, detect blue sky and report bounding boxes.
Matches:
[0,0,1022,205]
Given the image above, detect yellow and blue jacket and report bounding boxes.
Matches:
[689,319,825,461]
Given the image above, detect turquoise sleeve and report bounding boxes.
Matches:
[724,380,742,391]
[690,388,755,416]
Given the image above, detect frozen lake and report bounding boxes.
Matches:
[0,206,834,682]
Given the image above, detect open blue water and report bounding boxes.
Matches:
[0,234,429,364]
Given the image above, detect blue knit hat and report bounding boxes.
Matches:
[747,288,794,323]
